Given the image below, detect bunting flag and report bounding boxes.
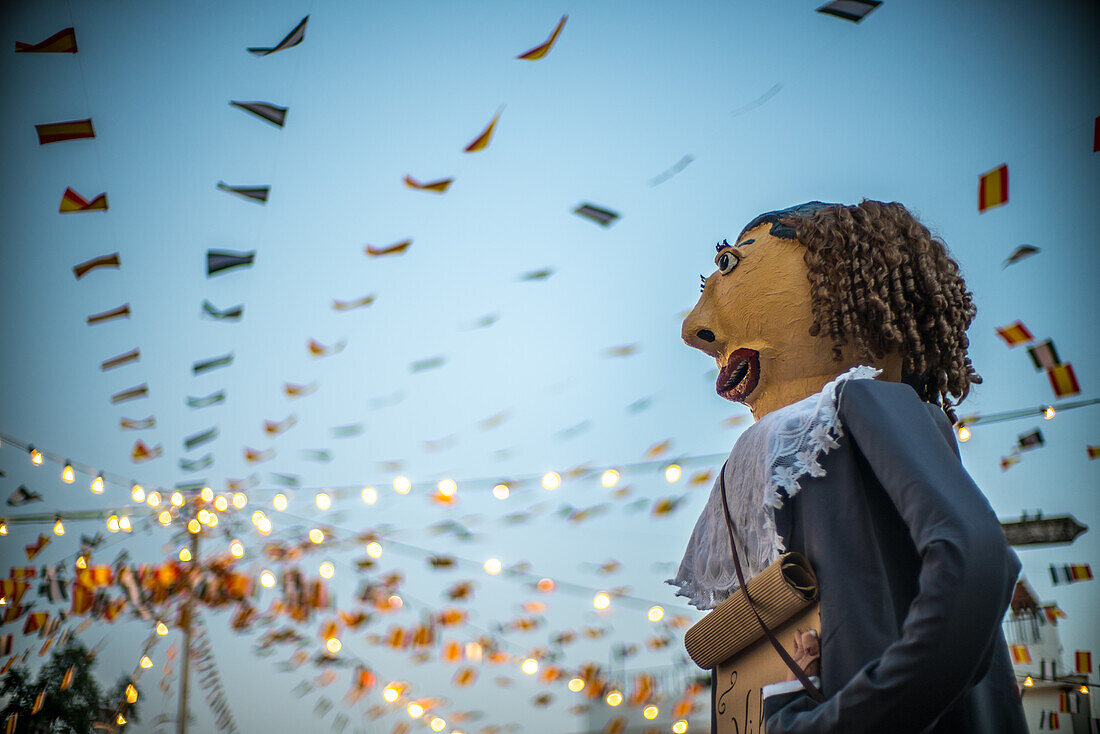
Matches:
[301,449,330,462]
[247,16,308,56]
[364,240,411,257]
[1000,454,1021,472]
[410,356,445,372]
[59,187,108,212]
[207,250,256,276]
[187,391,226,408]
[73,252,121,280]
[31,690,44,715]
[1050,563,1093,584]
[573,203,620,227]
[202,300,244,320]
[995,321,1033,346]
[131,440,163,463]
[1,580,30,606]
[229,100,288,127]
[15,27,78,53]
[603,344,639,357]
[192,354,235,377]
[270,473,300,487]
[0,636,10,657]
[284,382,317,398]
[646,440,672,458]
[100,347,139,370]
[816,0,881,22]
[517,15,567,60]
[60,666,74,691]
[35,119,95,144]
[120,416,155,430]
[184,427,219,450]
[23,612,48,635]
[1047,363,1081,398]
[4,713,15,734]
[1010,644,1031,663]
[648,155,694,187]
[978,164,1009,212]
[1040,604,1067,624]
[216,181,269,204]
[331,423,363,438]
[403,175,453,193]
[1076,650,1093,674]
[1017,429,1044,451]
[179,454,213,472]
[332,294,375,311]
[1088,445,1100,460]
[244,447,275,464]
[464,112,500,153]
[1003,245,1040,268]
[24,535,50,561]
[111,384,148,404]
[87,303,131,325]
[308,339,346,357]
[263,415,297,436]
[226,474,259,491]
[519,268,554,281]
[1027,340,1060,371]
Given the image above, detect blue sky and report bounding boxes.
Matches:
[1,1,1098,732]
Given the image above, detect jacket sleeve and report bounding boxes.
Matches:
[766,379,1020,734]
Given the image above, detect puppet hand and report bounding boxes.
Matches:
[785,628,820,681]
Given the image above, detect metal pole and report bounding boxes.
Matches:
[176,530,199,734]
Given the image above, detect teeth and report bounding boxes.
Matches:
[723,361,749,391]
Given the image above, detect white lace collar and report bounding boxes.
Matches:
[666,366,881,610]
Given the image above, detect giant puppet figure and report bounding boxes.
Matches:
[669,201,1028,733]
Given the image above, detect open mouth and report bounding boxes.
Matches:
[716,348,760,402]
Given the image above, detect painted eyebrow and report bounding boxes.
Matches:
[737,238,755,247]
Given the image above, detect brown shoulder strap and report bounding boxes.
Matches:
[719,461,825,702]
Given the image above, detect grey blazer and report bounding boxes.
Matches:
[759,379,1028,733]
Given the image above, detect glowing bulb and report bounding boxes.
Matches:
[430,717,446,732]
[117,714,126,725]
[273,494,288,511]
[319,561,335,579]
[170,492,184,506]
[664,464,682,483]
[605,690,622,706]
[131,484,145,503]
[207,513,218,527]
[62,463,75,483]
[492,483,510,500]
[309,528,325,544]
[644,705,659,719]
[91,475,104,493]
[484,558,502,575]
[648,605,665,622]
[0,522,6,536]
[1079,685,1089,695]
[567,677,584,692]
[393,476,411,494]
[147,491,161,507]
[407,703,424,719]
[465,642,483,661]
[179,548,192,562]
[187,519,200,534]
[438,479,457,497]
[119,516,132,532]
[537,578,555,592]
[200,486,213,502]
[541,472,561,490]
[76,556,87,569]
[315,492,331,510]
[156,622,168,636]
[601,469,619,487]
[361,487,377,504]
[1044,406,1056,420]
[673,720,688,733]
[232,492,246,509]
[214,495,228,512]
[1023,676,1034,687]
[30,448,43,465]
[229,540,244,558]
[158,510,172,526]
[125,683,137,703]
[197,509,211,524]
[260,570,276,588]
[593,592,610,610]
[383,684,400,702]
[957,426,971,442]
[140,655,152,669]
[53,518,65,536]
[521,658,538,675]
[327,637,341,653]
[366,541,383,558]
[257,517,271,534]
[389,595,402,608]
[107,515,120,532]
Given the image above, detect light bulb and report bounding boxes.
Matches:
[232,492,246,509]
[76,556,86,569]
[521,658,538,675]
[131,484,145,503]
[438,479,457,496]
[187,519,200,534]
[1044,406,1056,420]
[315,492,331,510]
[326,637,341,653]
[0,522,6,536]
[260,570,276,588]
[664,464,682,483]
[200,486,213,502]
[388,595,402,608]
[257,517,271,534]
[179,548,192,562]
[484,558,502,575]
[648,605,665,622]
[125,683,137,703]
[430,717,446,732]
[537,578,555,592]
[156,622,168,636]
[159,510,172,526]
[673,720,688,734]
[107,515,120,532]
[957,426,971,442]
[197,509,211,524]
[140,655,152,669]
[643,705,659,719]
[119,516,131,532]
[229,540,244,558]
[601,469,619,487]
[91,475,104,493]
[407,703,424,719]
[319,561,334,579]
[273,494,288,511]
[593,592,610,610]
[568,677,584,692]
[492,483,510,500]
[465,642,482,661]
[213,495,228,512]
[366,541,383,558]
[146,491,161,507]
[393,476,411,494]
[62,463,75,484]
[1024,676,1034,687]
[170,492,184,506]
[30,448,43,465]
[53,518,65,536]
[309,528,325,544]
[116,714,126,725]
[361,487,377,504]
[382,684,400,702]
[541,472,561,490]
[605,690,622,706]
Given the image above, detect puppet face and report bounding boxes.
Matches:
[681,222,858,418]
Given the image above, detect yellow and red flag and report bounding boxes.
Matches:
[1088,445,1100,460]
[71,584,93,614]
[978,164,1008,212]
[1070,564,1092,581]
[1075,650,1093,674]
[365,240,412,257]
[441,640,462,662]
[604,718,626,734]
[131,440,163,463]
[332,294,375,311]
[284,381,318,398]
[263,415,297,436]
[452,667,477,687]
[403,175,453,193]
[120,416,155,430]
[994,321,1032,347]
[244,447,275,464]
[517,15,567,60]
[1010,644,1031,663]
[99,347,139,371]
[35,119,95,145]
[16,27,77,53]
[1046,363,1080,398]
[87,303,131,325]
[61,666,75,690]
[308,338,346,357]
[464,112,500,153]
[59,187,108,213]
[22,611,48,635]
[24,534,50,560]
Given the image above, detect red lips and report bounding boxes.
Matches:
[716,348,760,402]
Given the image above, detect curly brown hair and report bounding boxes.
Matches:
[744,199,980,420]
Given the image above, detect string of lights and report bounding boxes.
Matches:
[954,396,1099,442]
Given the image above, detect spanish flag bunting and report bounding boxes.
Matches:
[1000,454,1020,472]
[1040,604,1067,623]
[3,713,15,734]
[690,470,714,486]
[1010,644,1031,663]
[216,181,269,204]
[284,381,318,398]
[192,352,233,374]
[517,15,567,60]
[1076,650,1093,674]
[119,416,155,430]
[1088,445,1100,460]
[31,690,45,715]
[978,164,1009,212]
[201,299,243,320]
[0,637,10,657]
[111,384,148,404]
[442,640,462,662]
[464,111,500,153]
[1047,363,1080,398]
[59,187,108,213]
[263,414,297,436]
[244,447,274,464]
[645,439,672,458]
[247,16,308,56]
[131,439,163,462]
[332,294,375,311]
[519,267,554,281]
[403,175,453,193]
[87,303,131,325]
[308,338,346,357]
[78,565,113,587]
[0,580,29,605]
[100,347,138,370]
[16,27,77,52]
[35,119,94,144]
[229,100,287,127]
[23,611,48,635]
[187,390,225,408]
[365,240,411,257]
[995,320,1032,346]
[24,535,50,561]
[10,567,37,581]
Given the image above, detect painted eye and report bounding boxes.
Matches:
[716,250,740,275]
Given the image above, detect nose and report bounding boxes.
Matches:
[682,312,720,356]
[696,329,715,342]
